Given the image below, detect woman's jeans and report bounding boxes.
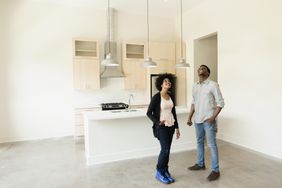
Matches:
[157,126,175,173]
[195,121,219,172]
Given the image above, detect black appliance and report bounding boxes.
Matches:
[150,74,176,103]
[101,103,129,111]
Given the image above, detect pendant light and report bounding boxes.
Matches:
[101,0,119,67]
[142,0,157,67]
[176,0,190,68]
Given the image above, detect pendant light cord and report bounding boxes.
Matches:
[146,0,150,57]
[180,0,183,58]
[107,0,111,54]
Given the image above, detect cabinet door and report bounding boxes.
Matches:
[123,60,135,89]
[150,42,175,61]
[73,59,100,90]
[123,60,147,90]
[148,60,176,75]
[175,42,186,63]
[175,42,187,106]
[134,61,147,89]
[175,68,186,106]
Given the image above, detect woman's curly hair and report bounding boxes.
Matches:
[155,73,175,91]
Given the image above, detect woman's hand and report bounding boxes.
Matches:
[176,128,180,139]
[159,120,165,126]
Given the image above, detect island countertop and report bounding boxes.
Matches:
[83,106,189,121]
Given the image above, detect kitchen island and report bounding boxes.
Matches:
[83,106,196,165]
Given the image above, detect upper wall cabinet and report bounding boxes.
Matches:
[73,38,99,59]
[148,42,176,74]
[122,42,147,90]
[73,38,100,90]
[123,42,145,60]
[149,42,175,61]
[175,42,187,106]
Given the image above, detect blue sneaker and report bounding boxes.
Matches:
[164,169,175,183]
[155,170,170,184]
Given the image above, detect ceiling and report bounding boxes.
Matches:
[31,0,206,19]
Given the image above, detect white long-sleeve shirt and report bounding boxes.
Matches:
[192,79,225,123]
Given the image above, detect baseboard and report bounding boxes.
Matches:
[219,135,282,163]
[0,134,73,144]
[86,142,196,165]
[217,133,224,140]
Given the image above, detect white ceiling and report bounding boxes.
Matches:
[31,0,206,18]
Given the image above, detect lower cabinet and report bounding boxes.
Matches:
[74,107,99,143]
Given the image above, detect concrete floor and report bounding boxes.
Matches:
[0,137,281,188]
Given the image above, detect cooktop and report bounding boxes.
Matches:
[101,102,128,111]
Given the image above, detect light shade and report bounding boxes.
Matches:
[101,53,119,67]
[142,57,157,67]
[176,58,190,68]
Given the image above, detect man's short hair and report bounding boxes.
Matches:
[200,65,210,76]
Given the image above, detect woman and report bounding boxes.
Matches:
[146,73,180,184]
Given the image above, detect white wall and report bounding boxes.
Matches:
[0,0,177,142]
[0,1,9,142]
[184,0,282,159]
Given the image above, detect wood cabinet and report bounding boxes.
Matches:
[73,38,100,90]
[149,42,175,61]
[175,43,187,106]
[148,42,176,75]
[122,41,187,106]
[123,42,145,59]
[74,107,100,143]
[148,60,176,75]
[123,42,147,90]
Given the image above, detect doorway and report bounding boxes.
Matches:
[194,33,218,82]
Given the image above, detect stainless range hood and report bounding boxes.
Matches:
[100,8,124,78]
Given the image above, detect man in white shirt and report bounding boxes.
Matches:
[187,65,224,181]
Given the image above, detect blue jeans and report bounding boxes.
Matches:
[157,126,175,173]
[195,121,219,172]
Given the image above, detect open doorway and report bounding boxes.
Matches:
[194,33,218,82]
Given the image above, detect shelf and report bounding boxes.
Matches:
[76,49,96,52]
[125,43,145,59]
[74,40,97,58]
[126,52,144,55]
[75,51,97,57]
[126,54,144,59]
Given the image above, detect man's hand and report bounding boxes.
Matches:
[187,119,193,126]
[187,104,195,126]
[175,128,180,139]
[205,117,215,124]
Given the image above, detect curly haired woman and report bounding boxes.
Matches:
[146,73,180,184]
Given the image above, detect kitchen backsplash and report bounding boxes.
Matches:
[73,77,149,108]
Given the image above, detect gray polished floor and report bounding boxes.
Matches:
[0,137,281,188]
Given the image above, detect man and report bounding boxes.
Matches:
[187,64,224,181]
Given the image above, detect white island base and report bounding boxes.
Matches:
[84,107,195,165]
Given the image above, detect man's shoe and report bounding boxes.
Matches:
[155,170,170,184]
[207,171,220,181]
[188,164,206,171]
[164,169,175,183]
